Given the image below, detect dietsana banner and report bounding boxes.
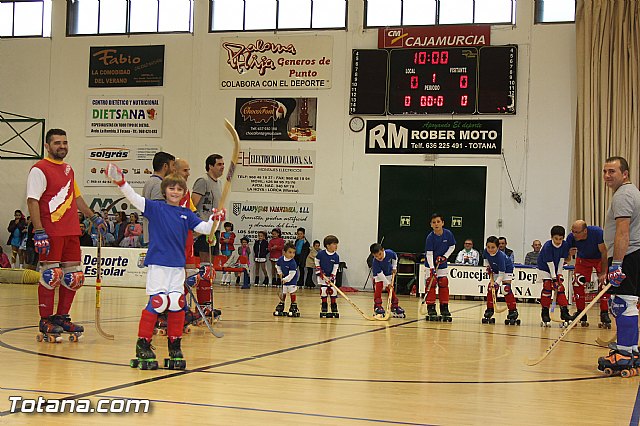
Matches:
[365,119,502,154]
[235,98,317,141]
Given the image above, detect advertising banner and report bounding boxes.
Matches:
[81,246,147,288]
[84,144,161,188]
[89,45,164,87]
[378,25,490,49]
[365,119,502,154]
[234,149,315,194]
[235,98,317,141]
[220,36,332,89]
[87,95,163,138]
[228,201,313,242]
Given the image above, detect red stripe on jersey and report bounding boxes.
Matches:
[32,160,81,237]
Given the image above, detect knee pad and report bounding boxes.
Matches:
[557,284,566,294]
[62,267,85,291]
[185,270,201,288]
[437,276,449,288]
[146,293,168,314]
[573,273,587,287]
[39,264,62,290]
[198,264,215,279]
[168,291,186,312]
[503,284,512,295]
[320,285,329,297]
[610,295,640,318]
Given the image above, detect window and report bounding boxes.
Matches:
[210,0,347,32]
[67,0,193,35]
[364,0,515,27]
[535,0,575,23]
[0,0,52,37]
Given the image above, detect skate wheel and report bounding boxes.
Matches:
[183,326,191,334]
[36,333,43,342]
[603,367,614,376]
[490,318,495,324]
[622,369,633,378]
[130,359,139,368]
[582,322,589,327]
[598,323,603,328]
[504,319,509,325]
[516,319,521,325]
[69,334,78,342]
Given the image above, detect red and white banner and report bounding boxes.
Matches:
[378,25,490,49]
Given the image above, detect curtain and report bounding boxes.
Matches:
[574,0,639,226]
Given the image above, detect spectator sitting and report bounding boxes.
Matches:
[0,246,11,268]
[524,239,542,265]
[78,211,90,230]
[113,211,127,246]
[79,222,94,247]
[455,239,480,265]
[498,236,515,263]
[120,212,143,248]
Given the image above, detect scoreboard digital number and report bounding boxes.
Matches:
[350,45,517,116]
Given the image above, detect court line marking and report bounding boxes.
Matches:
[631,383,640,426]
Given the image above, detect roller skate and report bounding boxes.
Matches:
[572,310,589,327]
[598,311,612,329]
[164,337,186,370]
[482,308,495,324]
[254,276,260,285]
[202,303,221,322]
[540,307,552,327]
[560,306,573,328]
[598,349,639,378]
[262,277,269,287]
[154,313,168,336]
[130,338,158,370]
[440,304,452,322]
[505,309,521,326]
[288,302,300,317]
[320,301,329,318]
[425,304,440,322]
[391,306,406,318]
[273,301,286,316]
[51,314,84,341]
[329,302,339,318]
[374,305,385,319]
[36,316,63,343]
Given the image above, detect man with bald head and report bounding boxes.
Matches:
[566,219,610,327]
[524,240,542,265]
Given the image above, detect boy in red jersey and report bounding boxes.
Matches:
[26,129,105,342]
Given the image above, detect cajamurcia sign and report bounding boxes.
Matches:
[89,45,165,88]
[220,36,333,89]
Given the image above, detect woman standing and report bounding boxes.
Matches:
[7,210,26,268]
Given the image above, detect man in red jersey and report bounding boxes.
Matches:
[26,129,105,341]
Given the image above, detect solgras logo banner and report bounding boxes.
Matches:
[84,145,161,188]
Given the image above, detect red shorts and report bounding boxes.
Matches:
[40,235,81,263]
[574,257,602,281]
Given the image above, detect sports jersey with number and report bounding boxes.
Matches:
[276,256,299,285]
[315,250,339,277]
[26,158,81,236]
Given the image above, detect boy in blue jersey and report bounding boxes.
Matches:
[274,243,300,317]
[370,244,405,318]
[482,236,519,325]
[315,235,340,318]
[106,163,219,370]
[537,225,572,326]
[424,213,456,322]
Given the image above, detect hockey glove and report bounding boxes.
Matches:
[429,268,437,278]
[555,274,564,285]
[486,266,493,276]
[211,208,226,222]
[34,229,50,256]
[105,162,126,186]
[436,256,447,264]
[608,263,626,287]
[90,213,107,236]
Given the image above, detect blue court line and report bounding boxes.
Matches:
[631,383,640,425]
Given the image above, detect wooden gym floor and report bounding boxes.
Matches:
[0,282,638,425]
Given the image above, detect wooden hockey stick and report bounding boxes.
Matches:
[419,261,442,316]
[490,272,508,313]
[185,283,224,338]
[375,273,395,321]
[323,277,377,321]
[595,334,616,348]
[95,234,114,340]
[526,283,612,366]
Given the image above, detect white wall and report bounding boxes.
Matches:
[0,0,575,286]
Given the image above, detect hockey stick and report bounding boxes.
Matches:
[185,283,224,338]
[323,277,377,321]
[95,234,114,340]
[375,273,395,321]
[526,283,612,366]
[489,272,508,314]
[419,261,442,316]
[595,334,616,348]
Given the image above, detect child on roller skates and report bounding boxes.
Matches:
[268,228,284,286]
[423,213,456,322]
[106,162,219,370]
[253,231,269,286]
[482,236,519,325]
[316,235,340,318]
[274,243,300,317]
[370,243,404,318]
[537,225,572,327]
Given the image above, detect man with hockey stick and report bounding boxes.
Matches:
[27,128,106,342]
[598,156,640,375]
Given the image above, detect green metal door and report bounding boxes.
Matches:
[377,165,487,257]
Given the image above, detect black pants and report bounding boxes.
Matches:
[608,248,640,297]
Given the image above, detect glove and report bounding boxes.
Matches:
[555,274,564,285]
[329,275,336,284]
[90,213,107,236]
[608,263,626,287]
[486,266,493,276]
[207,234,217,246]
[105,162,126,186]
[429,268,437,278]
[210,208,226,222]
[34,229,50,256]
[436,256,447,264]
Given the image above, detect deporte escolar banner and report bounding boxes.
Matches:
[365,119,502,154]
